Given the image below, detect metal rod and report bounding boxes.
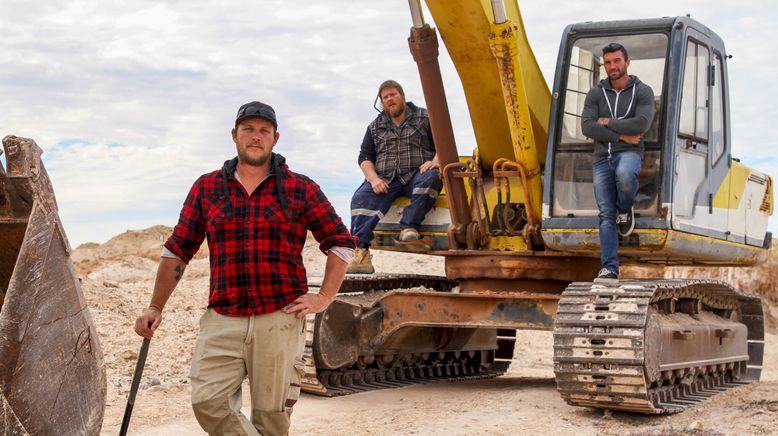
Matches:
[408,0,425,28]
[410,25,473,247]
[491,0,508,24]
[119,337,151,436]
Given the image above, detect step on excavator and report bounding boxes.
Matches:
[0,135,105,434]
[302,0,773,414]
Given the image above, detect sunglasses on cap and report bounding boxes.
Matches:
[238,105,275,120]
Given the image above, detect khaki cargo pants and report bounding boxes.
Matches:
[190,308,306,436]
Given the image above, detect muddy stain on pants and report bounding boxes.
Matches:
[190,308,306,436]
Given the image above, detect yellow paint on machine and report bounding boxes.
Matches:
[543,227,759,249]
[487,235,530,251]
[712,161,750,209]
[424,0,550,168]
[541,227,766,265]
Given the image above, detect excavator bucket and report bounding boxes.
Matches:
[0,136,105,435]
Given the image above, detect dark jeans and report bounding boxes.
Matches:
[592,151,641,272]
[350,169,442,248]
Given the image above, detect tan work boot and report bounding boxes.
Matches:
[398,228,420,242]
[346,247,374,274]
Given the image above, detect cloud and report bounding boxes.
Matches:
[1,0,777,246]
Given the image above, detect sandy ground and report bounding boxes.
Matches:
[75,227,778,436]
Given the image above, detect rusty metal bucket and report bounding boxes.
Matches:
[0,135,105,435]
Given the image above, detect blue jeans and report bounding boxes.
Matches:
[350,169,442,247]
[592,151,641,272]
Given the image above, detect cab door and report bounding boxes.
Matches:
[706,50,732,239]
[671,32,713,235]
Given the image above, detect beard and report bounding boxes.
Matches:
[608,65,628,81]
[237,146,272,167]
[387,103,406,118]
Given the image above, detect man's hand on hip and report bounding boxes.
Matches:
[285,293,335,318]
[368,176,389,194]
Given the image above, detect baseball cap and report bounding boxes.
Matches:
[235,101,277,128]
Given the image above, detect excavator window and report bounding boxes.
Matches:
[710,52,726,166]
[679,39,710,142]
[552,33,668,218]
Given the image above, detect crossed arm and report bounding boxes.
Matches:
[581,86,655,145]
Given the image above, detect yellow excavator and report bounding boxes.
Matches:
[303,0,773,414]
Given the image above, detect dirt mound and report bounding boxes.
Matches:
[72,225,209,276]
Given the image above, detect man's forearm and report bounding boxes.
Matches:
[318,251,348,300]
[148,256,187,311]
[582,98,620,142]
[360,160,380,182]
[581,118,621,142]
[606,112,652,135]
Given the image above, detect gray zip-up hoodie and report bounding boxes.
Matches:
[581,75,655,163]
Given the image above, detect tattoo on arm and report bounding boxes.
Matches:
[174,264,185,282]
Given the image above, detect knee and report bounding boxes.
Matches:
[252,409,291,436]
[599,212,616,225]
[615,171,638,191]
[597,203,616,223]
[615,158,640,183]
[191,396,231,432]
[418,169,442,188]
[351,191,376,209]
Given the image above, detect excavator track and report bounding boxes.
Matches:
[307,273,458,294]
[301,274,517,396]
[553,279,764,414]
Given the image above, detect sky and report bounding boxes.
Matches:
[1,0,776,247]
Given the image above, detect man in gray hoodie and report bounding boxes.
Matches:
[581,42,655,282]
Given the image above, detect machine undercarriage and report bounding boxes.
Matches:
[554,279,763,413]
[301,274,764,414]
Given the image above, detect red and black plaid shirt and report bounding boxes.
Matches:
[165,155,355,317]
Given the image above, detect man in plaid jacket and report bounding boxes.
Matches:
[134,101,355,435]
[348,80,442,274]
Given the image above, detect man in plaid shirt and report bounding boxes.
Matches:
[348,80,442,274]
[134,101,355,435]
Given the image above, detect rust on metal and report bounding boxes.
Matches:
[408,24,471,247]
[311,285,558,371]
[554,279,763,414]
[445,251,600,282]
[0,135,106,435]
[378,289,558,334]
[443,160,488,249]
[492,158,542,245]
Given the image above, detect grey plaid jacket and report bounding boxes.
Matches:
[357,102,436,184]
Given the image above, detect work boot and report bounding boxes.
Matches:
[617,207,635,237]
[398,228,420,242]
[346,247,374,274]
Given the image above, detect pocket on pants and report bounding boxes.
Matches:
[284,357,306,409]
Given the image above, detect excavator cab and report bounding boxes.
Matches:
[542,17,773,266]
